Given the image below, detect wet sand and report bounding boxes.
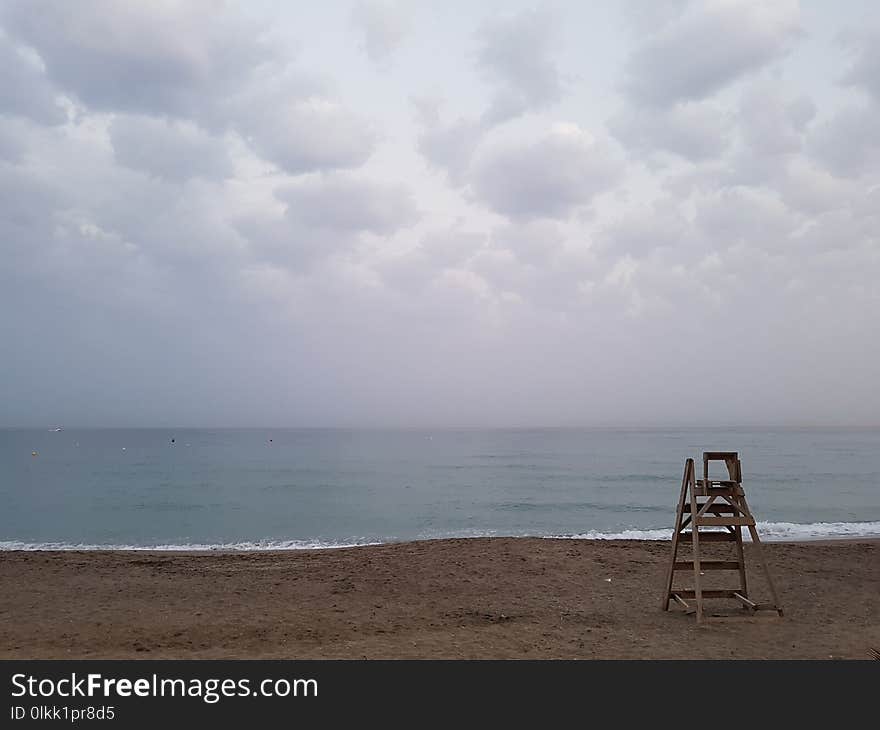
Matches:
[1,538,878,659]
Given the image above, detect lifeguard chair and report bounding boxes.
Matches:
[661,452,782,622]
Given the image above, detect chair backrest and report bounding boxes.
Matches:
[702,451,741,483]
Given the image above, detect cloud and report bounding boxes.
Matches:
[0,31,65,124]
[623,0,801,106]
[694,185,798,249]
[277,174,419,235]
[596,201,696,259]
[1,1,376,176]
[109,115,234,181]
[737,80,814,157]
[610,100,730,161]
[2,0,879,428]
[476,8,564,124]
[235,96,376,175]
[808,104,880,178]
[470,124,620,220]
[490,220,565,266]
[378,226,487,295]
[416,113,484,184]
[839,27,880,103]
[351,0,411,64]
[413,8,567,185]
[0,0,272,119]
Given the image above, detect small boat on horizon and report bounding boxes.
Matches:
[48,426,63,432]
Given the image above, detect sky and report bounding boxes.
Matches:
[1,0,878,428]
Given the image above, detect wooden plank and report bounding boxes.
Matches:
[693,485,745,497]
[695,516,755,526]
[695,479,739,487]
[662,459,693,611]
[696,495,717,518]
[743,493,783,616]
[671,593,690,609]
[733,521,749,598]
[733,592,756,610]
[678,531,736,543]
[672,589,738,599]
[682,503,737,513]
[689,461,704,622]
[673,560,741,571]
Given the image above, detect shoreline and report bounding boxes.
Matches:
[2,536,877,659]
[2,532,880,555]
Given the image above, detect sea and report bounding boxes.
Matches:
[1,427,879,550]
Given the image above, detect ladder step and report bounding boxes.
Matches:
[678,531,736,542]
[672,589,739,599]
[694,486,744,497]
[673,560,741,571]
[682,504,737,513]
[695,516,755,527]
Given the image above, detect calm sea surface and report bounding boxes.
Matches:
[2,428,878,549]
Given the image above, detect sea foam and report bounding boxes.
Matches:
[1,520,879,550]
[554,520,880,542]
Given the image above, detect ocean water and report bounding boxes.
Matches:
[1,428,878,550]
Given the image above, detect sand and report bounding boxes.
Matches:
[1,538,878,659]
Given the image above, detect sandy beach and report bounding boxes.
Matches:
[1,538,878,659]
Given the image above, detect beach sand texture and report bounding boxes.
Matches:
[1,538,878,659]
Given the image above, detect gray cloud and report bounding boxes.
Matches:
[623,0,800,106]
[0,0,272,119]
[808,103,880,178]
[471,124,620,220]
[738,82,814,156]
[231,96,377,175]
[109,115,234,182]
[2,1,879,428]
[839,27,880,103]
[1,2,375,177]
[596,202,697,259]
[415,8,566,182]
[278,174,419,235]
[351,0,411,64]
[417,113,484,184]
[490,220,565,266]
[476,8,564,124]
[610,100,730,161]
[0,32,65,124]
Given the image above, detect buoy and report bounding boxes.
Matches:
[122,447,126,451]
[31,451,38,457]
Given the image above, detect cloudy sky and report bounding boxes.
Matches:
[1,0,878,428]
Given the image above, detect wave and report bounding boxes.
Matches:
[553,520,880,542]
[2,520,879,550]
[0,538,382,552]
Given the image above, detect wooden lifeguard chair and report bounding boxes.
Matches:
[662,452,782,622]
